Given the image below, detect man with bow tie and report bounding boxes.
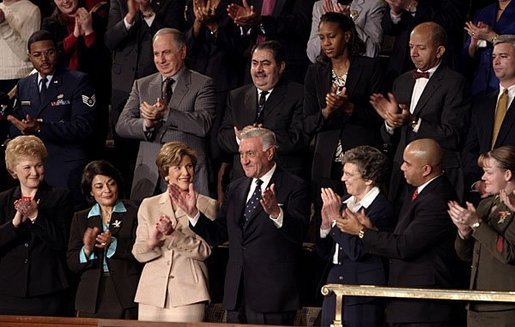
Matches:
[337,138,464,326]
[370,22,470,209]
[189,127,310,325]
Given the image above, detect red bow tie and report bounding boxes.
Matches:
[413,71,430,79]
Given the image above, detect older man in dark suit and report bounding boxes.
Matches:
[189,127,310,325]
[338,138,463,326]
[8,30,96,208]
[218,40,309,181]
[115,28,216,200]
[463,34,515,201]
[370,21,470,207]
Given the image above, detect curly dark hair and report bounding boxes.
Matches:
[342,146,390,189]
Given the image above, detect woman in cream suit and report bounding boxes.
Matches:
[132,141,217,322]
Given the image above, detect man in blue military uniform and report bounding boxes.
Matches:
[7,30,96,209]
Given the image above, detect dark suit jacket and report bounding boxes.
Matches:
[463,91,515,191]
[361,176,461,323]
[67,200,142,313]
[0,184,72,299]
[318,193,392,326]
[382,0,466,86]
[104,0,186,115]
[218,79,309,180]
[10,69,96,206]
[190,166,310,313]
[303,57,383,182]
[455,194,515,312]
[383,65,470,202]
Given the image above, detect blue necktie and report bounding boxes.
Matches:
[243,179,263,229]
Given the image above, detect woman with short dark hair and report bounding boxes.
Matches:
[67,160,141,318]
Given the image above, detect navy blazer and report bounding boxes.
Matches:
[0,184,72,299]
[67,200,142,313]
[191,167,310,313]
[10,69,96,201]
[361,176,461,324]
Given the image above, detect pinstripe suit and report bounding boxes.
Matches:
[115,68,216,200]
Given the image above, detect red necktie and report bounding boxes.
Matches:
[413,71,429,79]
[412,189,419,201]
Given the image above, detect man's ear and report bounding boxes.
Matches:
[279,61,286,75]
[435,45,446,60]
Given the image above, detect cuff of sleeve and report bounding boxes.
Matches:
[320,227,331,238]
[189,211,201,227]
[411,117,421,132]
[270,208,284,228]
[124,17,134,30]
[385,121,395,134]
[106,237,117,258]
[83,32,96,47]
[79,246,97,263]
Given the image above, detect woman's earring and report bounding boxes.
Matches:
[164,176,169,182]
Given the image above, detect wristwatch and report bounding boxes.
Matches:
[358,226,367,239]
[471,221,481,230]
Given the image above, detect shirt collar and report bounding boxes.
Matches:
[416,174,443,194]
[254,163,277,189]
[343,186,380,212]
[162,65,185,83]
[417,62,440,78]
[499,83,515,99]
[38,73,53,84]
[87,200,127,219]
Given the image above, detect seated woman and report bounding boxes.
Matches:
[67,160,141,318]
[450,145,515,326]
[132,141,218,322]
[318,145,393,327]
[0,135,72,315]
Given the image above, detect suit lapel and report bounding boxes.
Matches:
[237,179,252,227]
[169,69,191,112]
[346,60,363,97]
[495,100,515,147]
[412,66,444,117]
[243,87,258,125]
[149,74,162,105]
[264,80,286,119]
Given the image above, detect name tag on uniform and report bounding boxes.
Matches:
[21,100,31,106]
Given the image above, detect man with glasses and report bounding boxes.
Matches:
[7,30,96,209]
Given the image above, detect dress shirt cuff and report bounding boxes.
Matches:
[411,117,422,132]
[477,40,487,48]
[83,32,95,48]
[123,17,134,30]
[385,121,395,134]
[188,211,201,227]
[79,246,97,263]
[106,237,117,258]
[320,227,331,238]
[270,208,284,228]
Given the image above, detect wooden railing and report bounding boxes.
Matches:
[321,284,515,327]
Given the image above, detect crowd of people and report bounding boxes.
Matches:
[1,0,515,326]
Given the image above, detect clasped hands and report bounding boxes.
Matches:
[321,188,376,235]
[321,0,350,16]
[83,227,113,256]
[227,0,260,27]
[73,7,94,37]
[7,114,41,135]
[127,0,153,24]
[12,197,39,227]
[370,93,411,129]
[323,85,353,118]
[140,97,166,128]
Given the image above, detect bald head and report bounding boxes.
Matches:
[401,139,443,187]
[411,22,447,48]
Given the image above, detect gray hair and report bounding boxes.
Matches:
[493,34,515,48]
[239,126,277,151]
[153,28,186,49]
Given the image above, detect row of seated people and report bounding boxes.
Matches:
[0,0,514,202]
[2,130,515,327]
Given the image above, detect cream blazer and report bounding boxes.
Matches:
[132,192,217,308]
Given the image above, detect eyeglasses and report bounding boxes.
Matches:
[30,48,56,59]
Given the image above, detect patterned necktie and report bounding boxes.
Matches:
[162,77,175,105]
[411,188,419,201]
[40,77,48,100]
[243,179,263,228]
[492,88,509,149]
[256,90,268,124]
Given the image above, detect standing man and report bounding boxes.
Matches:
[190,127,310,325]
[116,28,216,201]
[8,30,96,209]
[463,34,515,200]
[370,21,469,206]
[337,138,463,326]
[218,40,308,181]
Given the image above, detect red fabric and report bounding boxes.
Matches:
[497,235,504,253]
[413,71,430,79]
[411,189,419,201]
